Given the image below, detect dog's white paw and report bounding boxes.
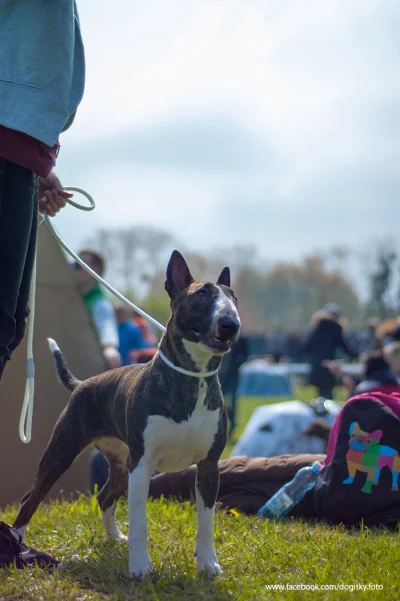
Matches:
[102,507,127,541]
[129,558,153,580]
[195,549,222,577]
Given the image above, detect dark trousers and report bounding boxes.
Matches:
[318,386,334,400]
[0,159,38,380]
[220,375,239,438]
[89,449,109,493]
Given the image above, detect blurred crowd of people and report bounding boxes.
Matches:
[263,303,400,401]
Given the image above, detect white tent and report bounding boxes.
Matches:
[0,224,107,508]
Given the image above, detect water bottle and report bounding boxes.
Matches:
[257,461,322,521]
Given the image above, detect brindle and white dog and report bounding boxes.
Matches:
[13,250,240,578]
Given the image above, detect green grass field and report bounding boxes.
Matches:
[1,389,399,601]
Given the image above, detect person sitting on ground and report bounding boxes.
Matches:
[229,398,342,459]
[323,351,400,396]
[383,340,400,379]
[74,249,121,370]
[304,302,357,399]
[148,453,325,516]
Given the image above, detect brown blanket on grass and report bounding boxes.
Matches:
[149,454,326,515]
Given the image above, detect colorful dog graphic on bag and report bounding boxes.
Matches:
[343,421,400,494]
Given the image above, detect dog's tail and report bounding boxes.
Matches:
[47,338,81,392]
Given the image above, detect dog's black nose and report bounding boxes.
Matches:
[217,316,240,339]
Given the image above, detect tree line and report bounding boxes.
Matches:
[85,226,400,333]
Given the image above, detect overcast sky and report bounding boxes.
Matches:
[53,0,400,270]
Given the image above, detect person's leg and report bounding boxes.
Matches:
[318,385,334,399]
[90,449,110,494]
[229,378,239,437]
[0,159,38,379]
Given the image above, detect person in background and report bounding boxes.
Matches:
[324,351,400,396]
[265,328,287,363]
[305,303,357,399]
[383,341,400,379]
[74,250,121,369]
[127,310,158,363]
[357,317,380,354]
[115,304,147,366]
[219,335,249,438]
[132,311,158,347]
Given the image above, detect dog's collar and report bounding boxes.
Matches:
[158,350,219,378]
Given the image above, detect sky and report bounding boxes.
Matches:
[53,0,400,270]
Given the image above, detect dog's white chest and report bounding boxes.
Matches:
[143,380,220,472]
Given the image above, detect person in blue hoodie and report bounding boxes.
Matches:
[0,2,85,569]
[0,1,85,382]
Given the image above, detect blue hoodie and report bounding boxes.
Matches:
[0,1,85,146]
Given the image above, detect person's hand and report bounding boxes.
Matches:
[322,360,343,376]
[103,345,122,370]
[343,375,356,393]
[37,170,73,217]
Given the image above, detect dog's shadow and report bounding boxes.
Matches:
[60,539,234,601]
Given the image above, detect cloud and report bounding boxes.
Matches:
[54,0,400,281]
[62,111,277,174]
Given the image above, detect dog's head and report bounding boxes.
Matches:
[164,250,240,356]
[348,421,383,452]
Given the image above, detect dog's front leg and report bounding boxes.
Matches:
[195,458,222,577]
[128,460,153,579]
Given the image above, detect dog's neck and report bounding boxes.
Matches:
[158,329,222,377]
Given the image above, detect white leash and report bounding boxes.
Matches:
[19,187,218,443]
[18,245,37,443]
[19,187,166,444]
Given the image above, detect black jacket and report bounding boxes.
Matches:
[305,315,356,389]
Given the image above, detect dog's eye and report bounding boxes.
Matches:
[196,289,207,296]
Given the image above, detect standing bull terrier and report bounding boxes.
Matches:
[13,250,240,578]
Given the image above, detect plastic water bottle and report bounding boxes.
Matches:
[257,461,322,521]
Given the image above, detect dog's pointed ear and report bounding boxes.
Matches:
[217,266,230,288]
[165,250,194,298]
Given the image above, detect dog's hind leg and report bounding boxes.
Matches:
[13,407,92,538]
[194,458,222,577]
[95,438,129,541]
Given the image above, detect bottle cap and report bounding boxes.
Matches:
[311,461,322,474]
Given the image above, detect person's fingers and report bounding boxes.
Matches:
[51,189,68,210]
[39,199,56,217]
[58,189,73,198]
[39,188,72,216]
[47,189,68,214]
[38,191,56,216]
[44,190,59,214]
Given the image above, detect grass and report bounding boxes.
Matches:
[1,388,399,601]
